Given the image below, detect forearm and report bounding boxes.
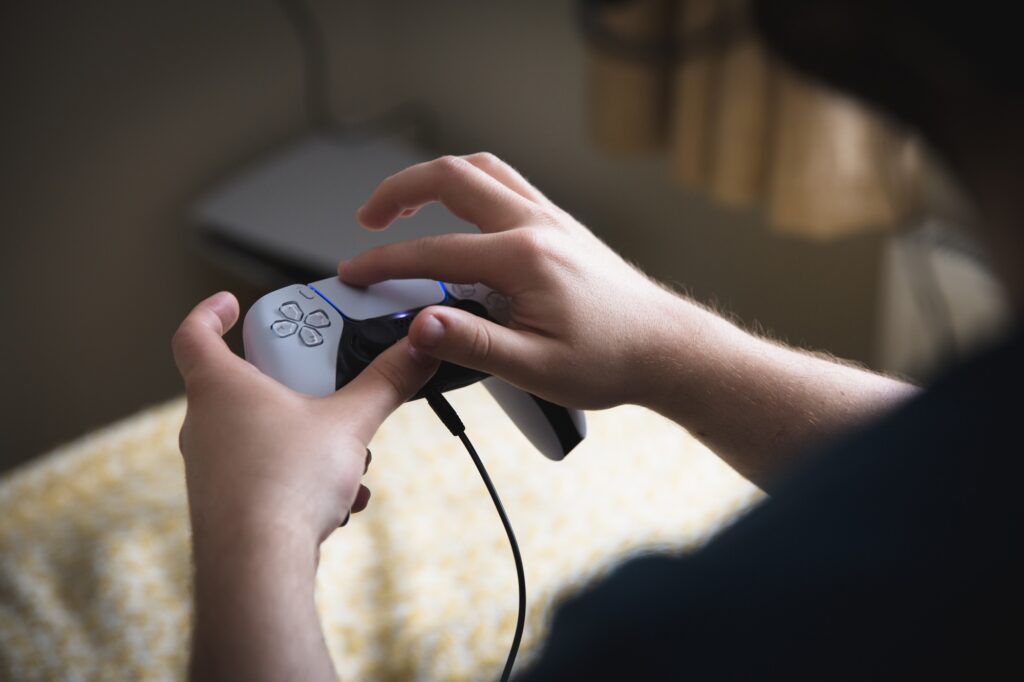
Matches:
[188,514,336,682]
[639,294,918,489]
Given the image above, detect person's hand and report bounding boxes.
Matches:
[339,153,685,410]
[171,291,438,549]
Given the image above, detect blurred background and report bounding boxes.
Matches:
[0,0,1009,473]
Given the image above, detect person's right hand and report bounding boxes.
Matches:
[339,153,686,411]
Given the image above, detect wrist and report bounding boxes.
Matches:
[188,506,329,682]
[634,291,752,419]
[189,497,321,571]
[189,513,320,630]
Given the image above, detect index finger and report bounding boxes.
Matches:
[339,231,524,292]
[357,156,539,233]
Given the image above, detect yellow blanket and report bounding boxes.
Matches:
[0,384,761,680]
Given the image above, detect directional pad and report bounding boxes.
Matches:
[299,326,323,347]
[279,302,304,321]
[271,320,298,337]
[305,310,330,328]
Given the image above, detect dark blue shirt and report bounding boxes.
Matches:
[521,326,1024,680]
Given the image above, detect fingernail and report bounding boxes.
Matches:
[416,315,445,349]
[408,344,438,368]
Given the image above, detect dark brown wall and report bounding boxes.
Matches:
[0,1,296,469]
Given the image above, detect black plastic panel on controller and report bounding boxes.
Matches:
[335,298,492,400]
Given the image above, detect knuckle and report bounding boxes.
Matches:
[526,205,559,228]
[170,324,188,351]
[412,235,451,267]
[417,234,447,255]
[512,227,574,275]
[466,151,502,169]
[532,204,568,228]
[171,325,198,361]
[469,323,493,362]
[513,228,553,260]
[379,169,403,191]
[365,357,408,400]
[434,154,470,177]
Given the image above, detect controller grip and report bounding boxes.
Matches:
[482,378,586,461]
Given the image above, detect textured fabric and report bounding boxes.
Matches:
[0,384,759,680]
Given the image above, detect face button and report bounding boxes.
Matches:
[271,320,298,337]
[298,286,316,299]
[451,283,476,298]
[279,302,304,321]
[486,291,509,310]
[305,310,330,328]
[299,326,323,347]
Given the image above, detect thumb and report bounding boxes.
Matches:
[172,291,242,383]
[408,306,539,385]
[330,337,439,441]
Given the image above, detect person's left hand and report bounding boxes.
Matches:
[172,291,439,550]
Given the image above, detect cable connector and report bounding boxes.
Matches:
[425,387,465,436]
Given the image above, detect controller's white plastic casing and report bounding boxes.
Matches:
[243,277,585,460]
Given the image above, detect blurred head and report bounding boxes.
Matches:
[754,0,1024,306]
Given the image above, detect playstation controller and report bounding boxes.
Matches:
[242,276,585,460]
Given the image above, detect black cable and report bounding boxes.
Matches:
[459,431,527,682]
[425,389,526,682]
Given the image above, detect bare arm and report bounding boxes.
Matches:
[641,294,917,486]
[188,517,333,681]
[341,153,916,489]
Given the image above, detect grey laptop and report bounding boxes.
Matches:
[193,134,473,287]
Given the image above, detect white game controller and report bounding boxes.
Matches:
[242,276,586,460]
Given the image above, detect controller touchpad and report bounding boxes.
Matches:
[310,276,446,320]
